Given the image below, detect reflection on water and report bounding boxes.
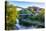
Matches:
[15,19,44,30]
[16,19,33,30]
[16,19,36,30]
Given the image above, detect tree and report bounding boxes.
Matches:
[5,1,17,30]
[37,8,45,22]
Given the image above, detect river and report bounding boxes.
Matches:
[12,18,44,30]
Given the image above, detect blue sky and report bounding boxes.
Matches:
[9,1,45,8]
[7,0,44,2]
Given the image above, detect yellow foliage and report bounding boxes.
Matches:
[5,2,17,30]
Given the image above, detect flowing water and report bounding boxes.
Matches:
[15,19,38,30]
[13,19,44,30]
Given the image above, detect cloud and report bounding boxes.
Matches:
[8,0,45,8]
[7,0,45,3]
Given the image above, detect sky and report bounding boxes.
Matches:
[8,1,45,8]
[7,0,45,2]
[6,0,45,8]
[6,0,45,11]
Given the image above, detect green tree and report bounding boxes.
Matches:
[38,8,45,22]
[5,1,17,30]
